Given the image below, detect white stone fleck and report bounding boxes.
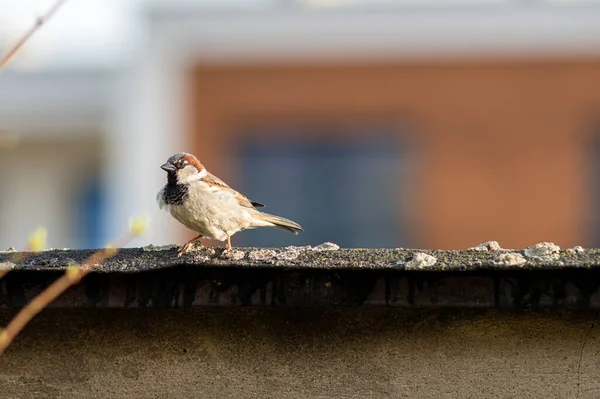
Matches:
[313,242,340,252]
[221,250,245,260]
[190,248,215,261]
[524,242,560,261]
[282,245,312,260]
[404,252,437,269]
[277,249,301,261]
[468,241,502,251]
[494,253,527,267]
[277,252,299,261]
[249,249,277,261]
[570,246,585,253]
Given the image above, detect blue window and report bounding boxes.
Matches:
[236,131,410,248]
[75,177,106,249]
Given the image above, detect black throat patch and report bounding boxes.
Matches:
[162,172,189,205]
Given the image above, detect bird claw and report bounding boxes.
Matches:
[177,240,202,257]
[177,247,188,257]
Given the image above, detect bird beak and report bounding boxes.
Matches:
[161,163,176,172]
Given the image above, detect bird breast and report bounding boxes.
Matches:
[167,180,254,240]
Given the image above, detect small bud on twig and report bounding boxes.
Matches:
[129,215,150,237]
[27,227,47,252]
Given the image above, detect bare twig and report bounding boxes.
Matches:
[0,233,135,354]
[0,0,69,72]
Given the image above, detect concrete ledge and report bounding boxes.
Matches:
[0,243,599,309]
[2,244,598,398]
[1,308,598,398]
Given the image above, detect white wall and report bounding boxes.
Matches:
[0,138,102,250]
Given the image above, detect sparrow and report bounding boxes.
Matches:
[157,152,304,256]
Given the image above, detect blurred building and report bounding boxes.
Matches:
[3,0,600,250]
[0,71,113,249]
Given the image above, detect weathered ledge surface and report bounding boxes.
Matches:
[0,241,595,272]
[1,242,600,308]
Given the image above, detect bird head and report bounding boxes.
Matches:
[161,152,206,184]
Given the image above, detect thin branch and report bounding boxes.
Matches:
[0,0,69,73]
[0,233,134,354]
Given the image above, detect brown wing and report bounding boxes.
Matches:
[202,172,265,209]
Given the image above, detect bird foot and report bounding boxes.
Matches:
[177,240,203,257]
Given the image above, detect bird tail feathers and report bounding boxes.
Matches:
[254,212,304,235]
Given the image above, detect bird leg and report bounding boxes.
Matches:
[177,234,203,257]
[225,234,232,252]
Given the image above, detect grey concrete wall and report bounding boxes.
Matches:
[0,309,598,398]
